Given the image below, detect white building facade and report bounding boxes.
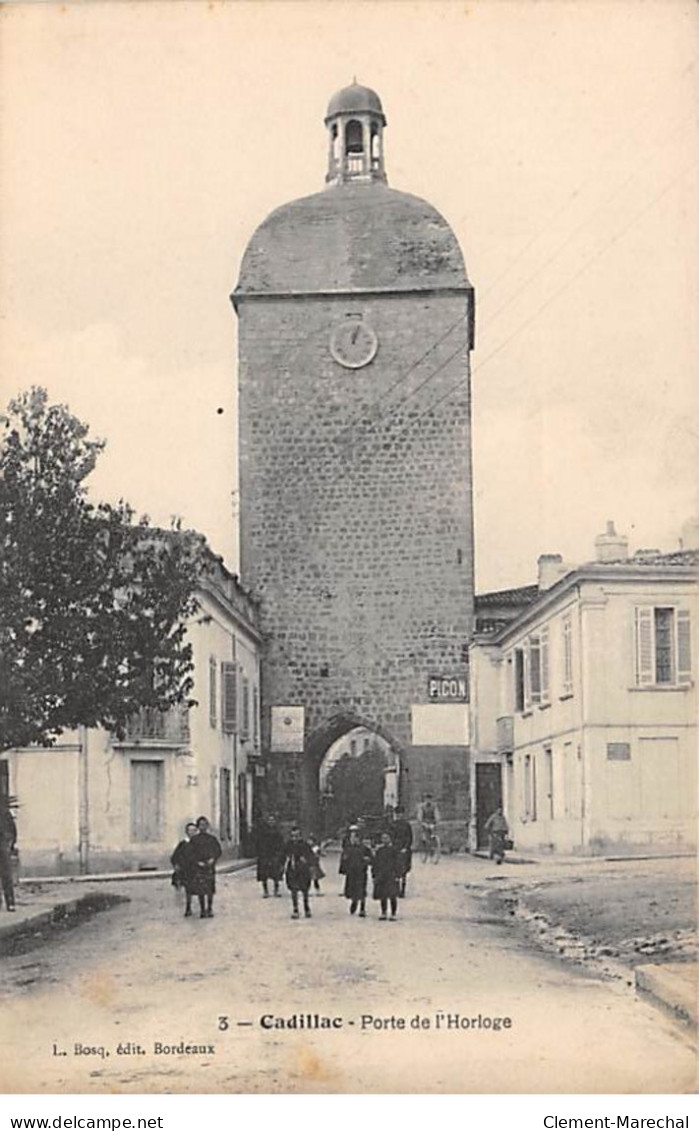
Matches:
[470,549,697,854]
[2,557,263,876]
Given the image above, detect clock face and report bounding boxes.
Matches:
[330,320,378,369]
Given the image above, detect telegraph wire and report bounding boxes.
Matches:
[364,158,698,466]
[250,122,698,500]
[482,111,698,330]
[479,56,698,302]
[239,95,698,479]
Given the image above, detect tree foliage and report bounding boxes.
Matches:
[324,743,387,834]
[0,387,207,752]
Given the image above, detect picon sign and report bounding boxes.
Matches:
[427,675,468,702]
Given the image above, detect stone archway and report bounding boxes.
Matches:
[302,714,403,837]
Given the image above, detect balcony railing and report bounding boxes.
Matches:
[496,715,514,754]
[118,706,191,747]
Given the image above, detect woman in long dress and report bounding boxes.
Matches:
[190,816,222,919]
[170,821,199,918]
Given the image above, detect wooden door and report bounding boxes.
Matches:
[475,763,503,849]
[130,760,164,842]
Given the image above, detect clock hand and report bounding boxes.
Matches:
[351,325,360,344]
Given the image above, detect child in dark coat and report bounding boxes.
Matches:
[339,827,373,917]
[372,831,401,920]
[170,821,200,918]
[284,826,314,919]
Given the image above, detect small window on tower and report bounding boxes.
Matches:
[345,119,363,154]
[331,124,339,162]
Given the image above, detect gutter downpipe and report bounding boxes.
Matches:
[576,584,588,852]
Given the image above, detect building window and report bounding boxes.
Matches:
[523,754,537,821]
[221,661,237,734]
[543,747,554,820]
[525,630,549,709]
[561,615,573,696]
[209,657,217,728]
[635,606,692,687]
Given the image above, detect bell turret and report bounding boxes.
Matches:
[325,81,387,186]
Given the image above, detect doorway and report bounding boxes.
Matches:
[475,762,502,849]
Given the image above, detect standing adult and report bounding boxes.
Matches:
[417,793,440,826]
[391,805,413,897]
[255,814,286,899]
[0,799,17,913]
[190,816,222,918]
[170,822,199,918]
[484,807,509,865]
[372,830,401,921]
[339,827,373,917]
[283,826,314,920]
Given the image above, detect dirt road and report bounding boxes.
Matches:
[0,856,695,1093]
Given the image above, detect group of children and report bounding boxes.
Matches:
[172,810,414,923]
[256,812,412,921]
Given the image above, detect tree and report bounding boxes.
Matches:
[0,387,207,752]
[326,742,387,831]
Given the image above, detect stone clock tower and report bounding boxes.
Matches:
[232,84,475,829]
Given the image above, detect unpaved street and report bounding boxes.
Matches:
[0,856,695,1094]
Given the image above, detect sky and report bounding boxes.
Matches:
[1,0,697,592]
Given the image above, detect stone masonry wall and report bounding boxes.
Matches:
[237,290,474,826]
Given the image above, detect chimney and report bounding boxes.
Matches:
[538,553,567,591]
[595,520,628,563]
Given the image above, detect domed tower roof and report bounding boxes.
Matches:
[325,82,387,125]
[235,182,469,296]
[233,85,471,300]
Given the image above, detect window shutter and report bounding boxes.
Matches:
[529,635,542,705]
[540,627,550,703]
[635,607,654,686]
[209,657,217,728]
[221,661,238,734]
[523,647,532,711]
[677,609,692,684]
[241,674,250,738]
[562,616,573,695]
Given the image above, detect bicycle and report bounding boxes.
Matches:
[420,822,441,864]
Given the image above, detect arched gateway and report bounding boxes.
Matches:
[232,84,475,833]
[308,715,401,838]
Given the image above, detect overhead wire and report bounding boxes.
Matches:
[243,102,698,505]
